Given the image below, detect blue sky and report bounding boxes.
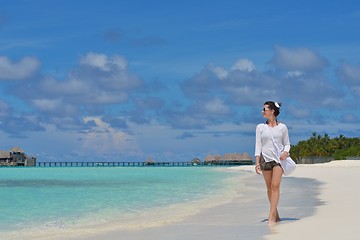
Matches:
[1,0,360,162]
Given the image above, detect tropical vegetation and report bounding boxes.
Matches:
[290,132,360,160]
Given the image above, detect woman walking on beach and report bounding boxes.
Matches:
[254,101,291,224]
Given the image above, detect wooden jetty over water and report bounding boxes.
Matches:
[36,160,253,167]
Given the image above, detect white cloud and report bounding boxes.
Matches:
[336,62,360,98]
[178,47,345,127]
[16,52,144,124]
[82,116,140,154]
[337,62,360,84]
[204,98,230,115]
[287,70,304,78]
[32,98,63,112]
[42,77,90,95]
[0,56,40,80]
[212,66,228,79]
[112,55,128,70]
[209,59,255,80]
[80,52,109,70]
[32,98,78,116]
[80,52,127,71]
[231,59,255,72]
[271,46,328,71]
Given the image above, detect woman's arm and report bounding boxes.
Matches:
[254,124,262,156]
[255,124,262,174]
[280,124,291,160]
[255,155,261,174]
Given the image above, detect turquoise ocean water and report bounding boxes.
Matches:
[0,166,246,238]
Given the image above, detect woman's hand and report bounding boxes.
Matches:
[280,151,288,161]
[255,164,261,174]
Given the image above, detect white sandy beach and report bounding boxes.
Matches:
[57,160,360,240]
[264,160,360,240]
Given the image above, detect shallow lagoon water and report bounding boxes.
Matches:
[0,166,243,236]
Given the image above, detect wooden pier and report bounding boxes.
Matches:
[36,160,253,167]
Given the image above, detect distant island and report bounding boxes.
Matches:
[0,147,36,166]
[290,132,360,161]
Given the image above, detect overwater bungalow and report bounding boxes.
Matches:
[0,147,36,166]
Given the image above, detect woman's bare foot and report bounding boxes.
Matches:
[275,209,281,222]
[268,212,280,225]
[268,219,277,225]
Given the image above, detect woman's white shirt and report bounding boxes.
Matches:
[255,123,291,163]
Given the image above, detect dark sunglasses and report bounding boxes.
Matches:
[262,108,271,112]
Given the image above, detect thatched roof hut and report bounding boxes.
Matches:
[9,147,24,153]
[144,156,155,165]
[241,152,252,160]
[205,154,215,161]
[0,150,10,159]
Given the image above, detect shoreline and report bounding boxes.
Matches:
[0,167,250,240]
[73,170,272,240]
[71,165,321,240]
[2,168,262,240]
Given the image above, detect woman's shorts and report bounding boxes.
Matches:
[260,161,281,171]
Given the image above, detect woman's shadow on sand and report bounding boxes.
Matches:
[261,217,300,223]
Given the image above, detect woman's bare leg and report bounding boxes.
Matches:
[262,167,283,223]
[268,166,283,223]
